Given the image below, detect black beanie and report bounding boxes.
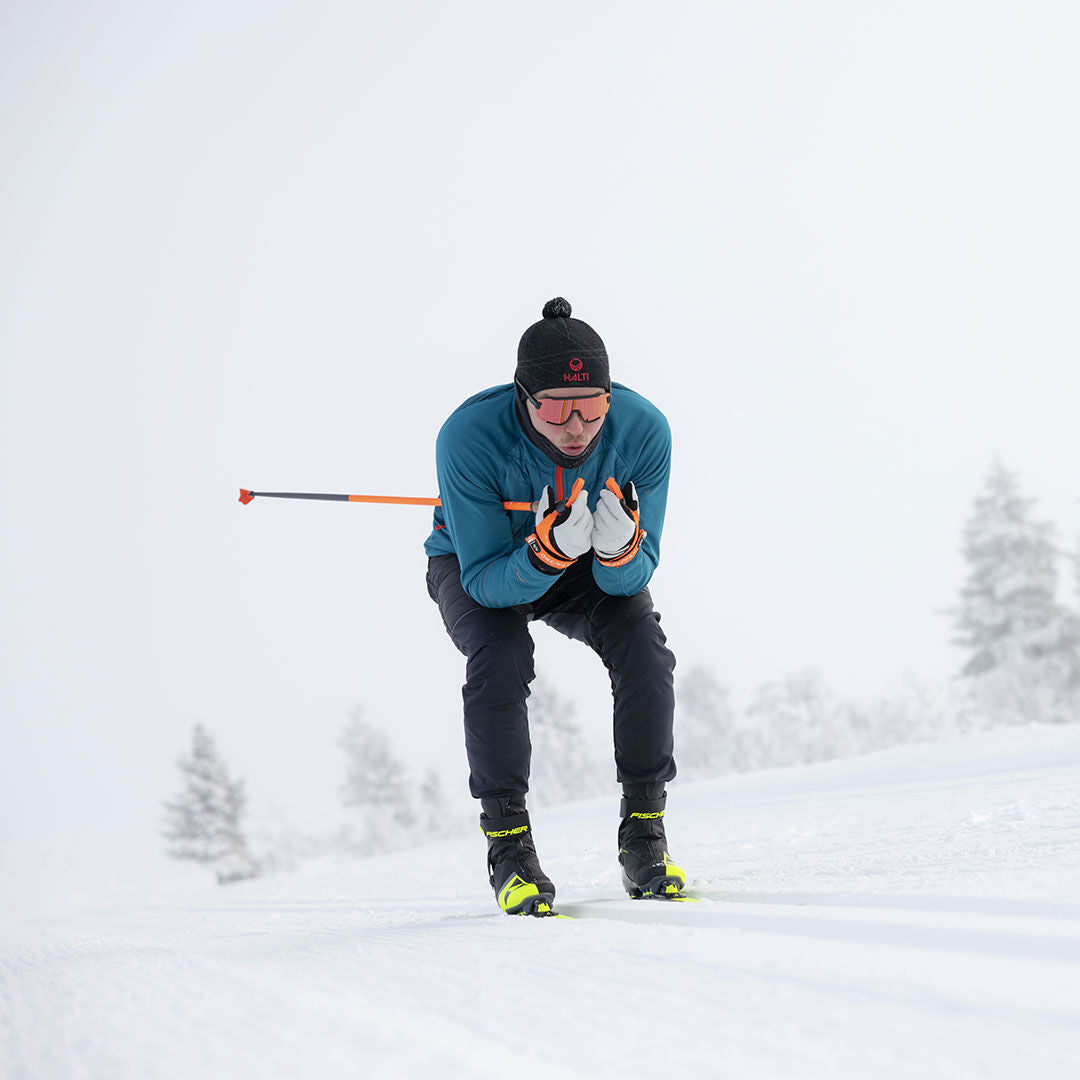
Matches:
[515,298,610,396]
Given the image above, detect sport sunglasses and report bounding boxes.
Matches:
[516,380,611,425]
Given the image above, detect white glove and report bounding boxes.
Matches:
[592,481,643,566]
[535,485,593,559]
[525,485,593,573]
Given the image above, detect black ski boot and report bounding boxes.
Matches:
[618,783,686,899]
[480,795,557,916]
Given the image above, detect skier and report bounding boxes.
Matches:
[425,298,684,915]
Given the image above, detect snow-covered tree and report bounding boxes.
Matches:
[1073,537,1080,609]
[674,664,738,778]
[835,677,968,755]
[953,461,1080,724]
[744,669,851,767]
[162,725,261,885]
[527,672,604,805]
[339,707,416,853]
[417,769,455,838]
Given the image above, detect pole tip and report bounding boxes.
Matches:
[239,489,254,505]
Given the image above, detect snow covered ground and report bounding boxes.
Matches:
[2,725,1079,1079]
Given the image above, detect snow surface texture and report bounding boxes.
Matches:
[2,727,1079,1080]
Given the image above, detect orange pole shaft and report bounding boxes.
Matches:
[348,494,535,512]
[240,489,535,512]
[345,494,441,506]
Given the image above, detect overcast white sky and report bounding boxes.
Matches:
[2,1,1078,893]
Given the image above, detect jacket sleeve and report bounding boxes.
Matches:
[435,419,558,608]
[591,409,671,596]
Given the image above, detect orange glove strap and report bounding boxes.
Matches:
[594,478,645,568]
[526,478,586,573]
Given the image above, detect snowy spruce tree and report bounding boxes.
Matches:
[527,672,604,805]
[1073,538,1080,611]
[953,461,1080,725]
[744,669,852,767]
[339,707,416,854]
[162,725,261,885]
[834,677,967,756]
[418,769,456,838]
[674,663,738,778]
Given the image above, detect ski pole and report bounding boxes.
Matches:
[238,488,536,512]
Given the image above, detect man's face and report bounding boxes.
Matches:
[525,387,609,457]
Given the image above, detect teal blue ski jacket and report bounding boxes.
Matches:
[424,383,671,608]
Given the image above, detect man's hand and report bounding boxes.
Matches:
[592,479,646,567]
[526,480,592,574]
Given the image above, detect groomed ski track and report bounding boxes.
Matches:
[2,726,1079,1079]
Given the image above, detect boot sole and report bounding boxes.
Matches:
[622,870,685,899]
[505,892,557,916]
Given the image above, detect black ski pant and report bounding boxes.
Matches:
[426,553,677,799]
